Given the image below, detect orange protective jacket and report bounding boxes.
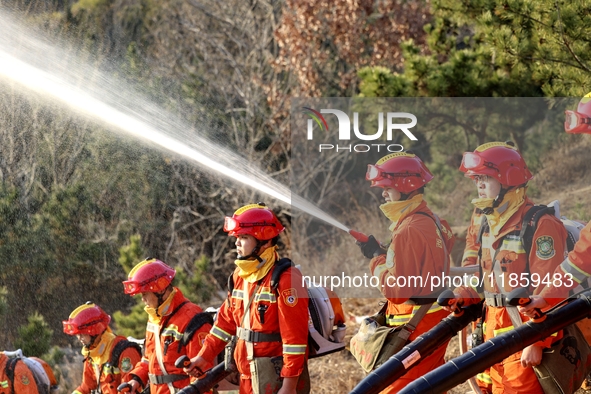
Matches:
[74,336,142,394]
[368,201,455,393]
[0,353,39,394]
[461,209,492,392]
[370,201,455,307]
[462,208,484,267]
[455,199,568,347]
[127,288,212,394]
[541,220,591,300]
[198,260,309,380]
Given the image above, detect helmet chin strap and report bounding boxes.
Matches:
[84,333,100,350]
[154,287,171,314]
[482,186,511,215]
[237,239,266,262]
[399,190,419,201]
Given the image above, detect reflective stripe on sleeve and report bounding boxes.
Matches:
[560,258,591,284]
[283,344,307,355]
[211,325,232,342]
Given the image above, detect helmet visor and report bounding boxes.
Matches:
[565,110,591,134]
[224,216,275,232]
[223,217,239,232]
[366,164,422,182]
[365,164,382,181]
[62,321,78,335]
[461,152,484,170]
[122,279,141,295]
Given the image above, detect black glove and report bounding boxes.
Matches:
[357,235,386,259]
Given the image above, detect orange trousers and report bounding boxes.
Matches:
[489,350,543,394]
[379,308,450,394]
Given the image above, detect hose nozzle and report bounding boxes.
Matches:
[349,230,369,243]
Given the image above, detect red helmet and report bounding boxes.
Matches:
[459,142,533,186]
[123,258,176,296]
[565,93,591,134]
[62,302,110,336]
[365,152,433,193]
[223,203,285,241]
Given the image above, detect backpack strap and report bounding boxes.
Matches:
[476,214,488,247]
[413,211,450,283]
[159,300,190,334]
[475,214,489,293]
[482,205,555,298]
[176,312,215,352]
[227,258,294,302]
[5,357,19,394]
[389,303,432,352]
[270,258,294,293]
[108,339,142,368]
[227,272,235,307]
[267,258,319,352]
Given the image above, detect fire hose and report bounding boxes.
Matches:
[349,291,483,394]
[398,290,591,394]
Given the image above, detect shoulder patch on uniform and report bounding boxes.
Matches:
[435,238,443,249]
[282,288,298,307]
[120,357,133,373]
[536,235,556,260]
[441,225,452,240]
[20,375,30,385]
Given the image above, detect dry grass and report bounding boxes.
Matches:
[52,347,84,394]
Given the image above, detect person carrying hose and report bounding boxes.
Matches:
[355,152,455,393]
[119,258,212,394]
[521,94,591,316]
[444,142,568,393]
[183,203,310,394]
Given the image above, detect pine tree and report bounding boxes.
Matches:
[359,0,591,98]
[14,313,53,357]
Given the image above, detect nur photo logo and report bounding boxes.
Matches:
[302,107,418,153]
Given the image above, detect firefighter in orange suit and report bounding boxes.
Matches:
[120,259,212,394]
[460,208,494,393]
[356,152,455,394]
[63,303,142,394]
[0,352,39,394]
[462,208,483,267]
[520,94,591,315]
[445,142,568,394]
[184,203,310,394]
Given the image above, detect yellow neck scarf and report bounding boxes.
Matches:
[81,328,116,366]
[145,287,177,325]
[472,187,526,236]
[380,194,424,231]
[235,246,277,282]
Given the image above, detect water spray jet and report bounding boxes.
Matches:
[0,9,366,240]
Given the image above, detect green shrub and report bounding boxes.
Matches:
[14,312,53,357]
